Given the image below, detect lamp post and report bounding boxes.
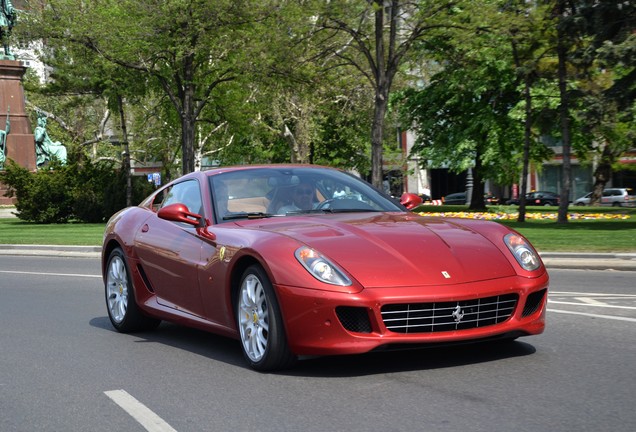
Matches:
[466,168,473,206]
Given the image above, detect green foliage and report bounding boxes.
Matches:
[1,160,72,223]
[396,37,528,185]
[10,0,634,194]
[0,158,153,224]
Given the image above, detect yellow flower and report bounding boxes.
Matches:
[417,211,630,220]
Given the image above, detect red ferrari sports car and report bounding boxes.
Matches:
[102,165,548,371]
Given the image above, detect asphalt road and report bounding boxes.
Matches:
[1,256,635,432]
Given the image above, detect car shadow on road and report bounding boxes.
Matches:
[89,317,246,367]
[290,341,537,377]
[90,316,537,376]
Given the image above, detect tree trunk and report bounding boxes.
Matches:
[468,146,486,211]
[180,53,196,175]
[371,91,388,189]
[590,143,613,206]
[371,2,389,190]
[518,78,533,222]
[117,95,133,207]
[556,2,572,224]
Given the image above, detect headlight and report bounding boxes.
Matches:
[295,246,352,286]
[504,233,541,271]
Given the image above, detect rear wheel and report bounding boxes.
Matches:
[105,247,160,332]
[236,264,297,371]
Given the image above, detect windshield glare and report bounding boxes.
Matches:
[209,167,403,222]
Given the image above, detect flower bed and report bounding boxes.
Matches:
[417,211,630,220]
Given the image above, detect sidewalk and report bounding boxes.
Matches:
[0,206,16,218]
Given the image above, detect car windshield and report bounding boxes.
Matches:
[209,167,403,222]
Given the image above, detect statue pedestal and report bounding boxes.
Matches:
[1,60,36,205]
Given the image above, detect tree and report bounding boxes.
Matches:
[537,0,635,221]
[397,1,557,211]
[569,1,636,206]
[551,0,576,224]
[22,0,275,176]
[398,46,525,209]
[506,0,555,222]
[311,0,464,188]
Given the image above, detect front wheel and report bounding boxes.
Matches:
[105,247,160,332]
[236,265,297,371]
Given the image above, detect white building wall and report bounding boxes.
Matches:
[404,129,431,197]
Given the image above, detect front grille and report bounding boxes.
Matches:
[381,294,518,334]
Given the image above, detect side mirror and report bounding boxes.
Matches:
[400,193,423,210]
[157,203,217,241]
[157,203,202,226]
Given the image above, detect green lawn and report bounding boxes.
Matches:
[499,218,636,252]
[0,218,105,246]
[1,205,635,253]
[416,205,636,253]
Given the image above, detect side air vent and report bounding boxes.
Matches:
[336,306,372,333]
[136,264,155,293]
[522,289,547,317]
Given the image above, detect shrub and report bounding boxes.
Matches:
[1,160,72,223]
[1,158,155,223]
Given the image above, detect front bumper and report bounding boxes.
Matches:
[276,272,549,356]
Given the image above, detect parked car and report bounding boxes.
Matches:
[102,165,548,371]
[443,192,502,205]
[506,191,560,206]
[418,193,432,203]
[442,192,467,205]
[574,188,636,207]
[484,193,500,205]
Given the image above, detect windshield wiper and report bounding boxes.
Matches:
[328,208,381,213]
[284,208,380,215]
[223,212,278,220]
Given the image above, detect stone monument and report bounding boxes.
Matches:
[1,1,36,204]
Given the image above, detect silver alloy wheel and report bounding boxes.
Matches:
[106,254,129,324]
[238,274,270,362]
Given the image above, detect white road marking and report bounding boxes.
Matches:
[575,296,606,306]
[549,300,636,310]
[550,291,636,298]
[0,270,100,278]
[548,308,636,323]
[104,390,177,432]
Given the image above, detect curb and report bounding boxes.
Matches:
[0,244,101,258]
[539,252,636,271]
[1,245,635,270]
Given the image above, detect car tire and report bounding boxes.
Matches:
[236,264,297,371]
[105,247,161,333]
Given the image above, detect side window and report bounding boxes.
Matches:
[160,180,203,215]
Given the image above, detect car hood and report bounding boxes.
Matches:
[243,213,516,287]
